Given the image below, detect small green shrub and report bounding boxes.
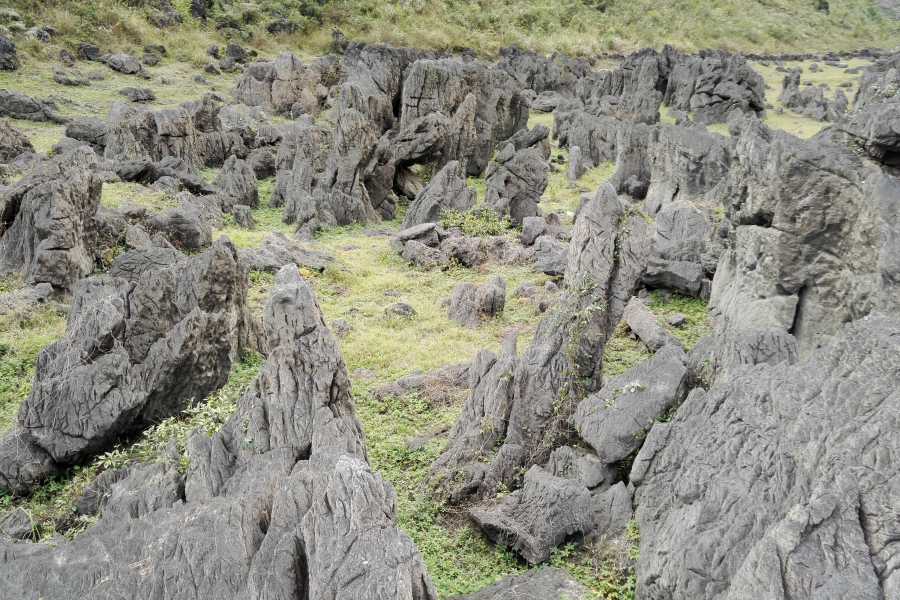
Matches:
[440,205,510,238]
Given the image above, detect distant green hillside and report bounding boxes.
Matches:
[2,0,899,63]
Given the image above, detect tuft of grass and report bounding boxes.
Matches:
[440,205,511,238]
[645,291,712,350]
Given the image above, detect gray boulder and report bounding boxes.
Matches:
[642,199,712,295]
[232,51,340,116]
[448,277,506,327]
[106,52,141,74]
[531,235,568,277]
[105,103,202,172]
[471,465,595,564]
[394,222,441,249]
[75,42,100,61]
[520,216,548,246]
[0,508,31,540]
[402,240,449,268]
[400,57,529,175]
[0,118,34,162]
[623,296,684,352]
[567,144,586,182]
[572,343,686,468]
[0,34,19,71]
[643,124,732,215]
[633,313,900,600]
[483,145,549,226]
[231,204,255,229]
[214,155,258,209]
[446,567,589,600]
[838,52,900,170]
[0,146,100,292]
[710,118,900,355]
[238,231,335,272]
[119,87,155,102]
[7,238,249,472]
[400,161,476,229]
[393,112,450,165]
[0,89,67,123]
[65,116,107,151]
[145,208,211,250]
[546,445,615,491]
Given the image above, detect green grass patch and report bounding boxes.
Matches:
[645,291,712,350]
[0,278,67,433]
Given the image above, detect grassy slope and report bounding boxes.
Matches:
[1,0,898,61]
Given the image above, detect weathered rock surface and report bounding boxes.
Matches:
[0,507,31,540]
[778,67,847,122]
[709,118,900,355]
[373,360,471,404]
[447,567,590,600]
[0,34,19,71]
[623,297,683,352]
[400,57,529,175]
[448,277,506,327]
[471,465,596,564]
[0,237,250,492]
[145,207,211,250]
[572,343,686,469]
[0,146,100,292]
[689,327,800,389]
[401,160,476,229]
[0,89,67,123]
[642,199,713,296]
[213,154,258,209]
[119,87,155,103]
[633,313,900,600]
[643,124,731,215]
[0,118,34,162]
[483,145,549,226]
[232,51,340,116]
[429,182,650,504]
[231,204,255,229]
[106,52,141,75]
[104,103,202,172]
[838,52,900,171]
[238,231,335,273]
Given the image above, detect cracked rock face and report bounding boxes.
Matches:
[0,265,436,600]
[401,160,476,230]
[483,145,549,226]
[709,119,900,356]
[471,465,596,564]
[632,313,900,600]
[0,237,250,492]
[0,146,101,292]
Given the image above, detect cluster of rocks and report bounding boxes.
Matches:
[1,35,900,599]
[0,265,439,599]
[777,67,848,121]
[399,52,900,599]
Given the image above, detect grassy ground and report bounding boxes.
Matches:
[3,0,898,60]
